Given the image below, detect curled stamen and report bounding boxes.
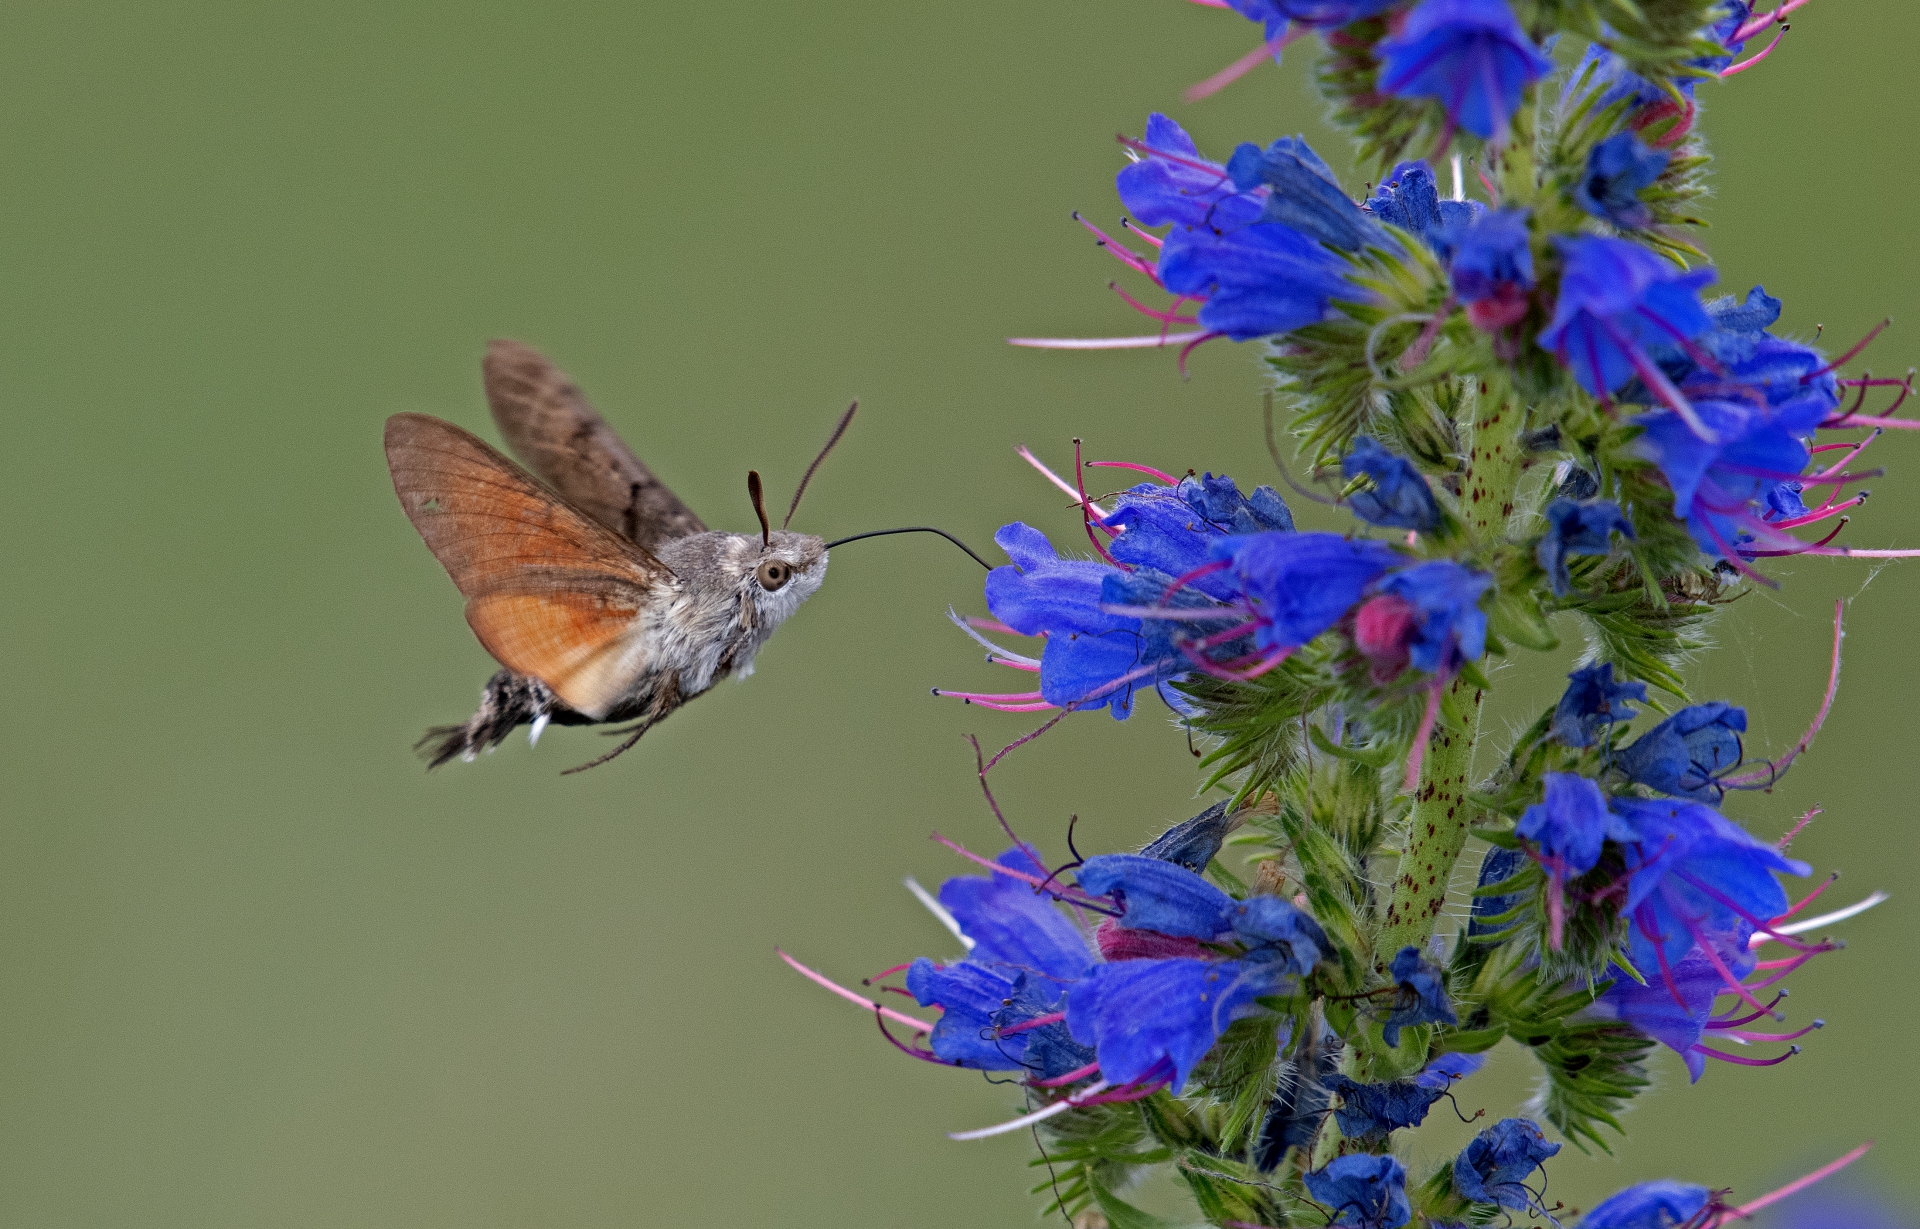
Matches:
[1015,444,1111,520]
[1073,437,1123,564]
[1719,23,1788,76]
[983,711,1068,774]
[1709,993,1788,1028]
[1693,1042,1799,1067]
[1731,0,1810,43]
[930,832,1120,915]
[1086,459,1179,485]
[1178,330,1227,376]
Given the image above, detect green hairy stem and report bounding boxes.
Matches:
[1376,381,1524,961]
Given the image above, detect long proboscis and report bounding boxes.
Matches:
[784,401,858,529]
[823,526,994,571]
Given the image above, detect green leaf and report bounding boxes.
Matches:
[1487,585,1560,651]
[1089,1173,1205,1229]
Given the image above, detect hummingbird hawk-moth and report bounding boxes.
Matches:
[385,340,871,772]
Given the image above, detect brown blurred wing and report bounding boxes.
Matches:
[384,412,666,719]
[482,339,707,551]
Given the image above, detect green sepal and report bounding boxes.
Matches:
[1308,723,1398,769]
[1486,584,1560,652]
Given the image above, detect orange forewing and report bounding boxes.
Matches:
[383,412,667,718]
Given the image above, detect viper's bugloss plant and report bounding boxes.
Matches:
[787,0,1907,1223]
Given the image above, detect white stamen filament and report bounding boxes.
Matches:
[906,877,975,951]
[1450,152,1464,202]
[1751,890,1889,945]
[947,1081,1112,1141]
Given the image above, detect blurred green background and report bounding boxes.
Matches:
[2,1,1914,1224]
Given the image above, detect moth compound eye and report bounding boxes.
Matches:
[756,560,791,591]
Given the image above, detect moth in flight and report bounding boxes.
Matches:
[385,341,872,771]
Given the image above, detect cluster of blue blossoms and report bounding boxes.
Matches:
[788,0,1901,1224]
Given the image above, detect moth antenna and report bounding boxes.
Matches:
[784,401,858,529]
[747,470,771,548]
[823,526,994,571]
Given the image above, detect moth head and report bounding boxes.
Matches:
[740,469,828,620]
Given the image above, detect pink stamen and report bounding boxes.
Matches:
[1401,674,1447,794]
[1073,213,1164,284]
[1184,0,1233,9]
[1675,871,1827,956]
[1693,1042,1798,1067]
[1034,1060,1103,1088]
[1179,642,1292,681]
[1719,24,1787,76]
[1074,1078,1171,1106]
[1720,600,1843,788]
[1773,869,1835,915]
[777,948,935,1034]
[1115,135,1234,183]
[1600,316,1717,441]
[997,1011,1067,1037]
[1804,318,1891,381]
[1701,514,1780,586]
[932,688,1043,703]
[1767,494,1866,530]
[982,711,1067,774]
[1160,558,1232,604]
[1109,282,1201,327]
[1716,1143,1873,1223]
[864,963,912,984]
[1086,460,1179,486]
[1016,444,1110,517]
[1738,516,1851,557]
[1731,0,1810,43]
[1121,218,1165,249]
[1810,430,1882,480]
[1709,993,1787,1028]
[989,657,1042,673]
[966,616,1027,637]
[1183,25,1305,102]
[1178,330,1227,376]
[930,832,1115,913]
[1193,619,1262,649]
[1072,437,1124,561]
[1743,952,1818,991]
[1722,1019,1822,1043]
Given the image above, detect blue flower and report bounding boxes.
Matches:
[1515,772,1627,881]
[1118,113,1264,233]
[1383,945,1456,1047]
[1574,132,1671,229]
[1064,955,1291,1091]
[1329,1053,1482,1136]
[1376,0,1554,143]
[1649,286,1840,424]
[1078,854,1237,939]
[1581,1180,1713,1229]
[1445,207,1534,330]
[1077,854,1329,975]
[1549,663,1647,748]
[980,523,1158,718]
[1363,160,1481,255]
[1211,532,1402,652]
[1454,1117,1562,1210]
[1226,136,1382,252]
[1371,560,1492,673]
[1538,236,1715,403]
[905,847,1098,1076]
[1537,497,1634,595]
[1591,945,1740,1083]
[1105,474,1295,598]
[1633,397,1819,556]
[1121,118,1371,343]
[1412,1050,1488,1088]
[1609,795,1807,980]
[1228,0,1401,35]
[1343,436,1443,531]
[1467,845,1529,940]
[1139,800,1239,875]
[1612,702,1747,801]
[1304,1154,1413,1229]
